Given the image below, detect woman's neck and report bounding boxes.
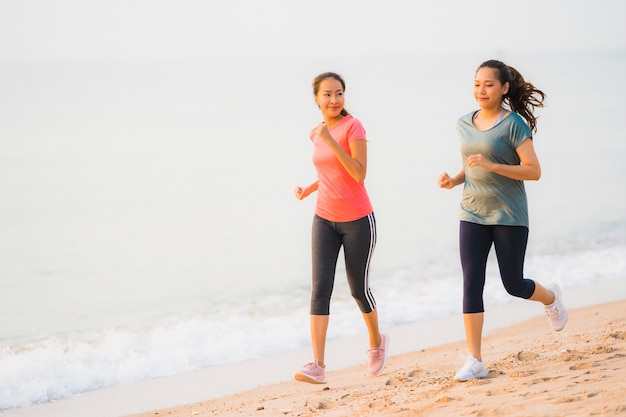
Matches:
[324,115,344,128]
[473,106,507,130]
[478,105,504,118]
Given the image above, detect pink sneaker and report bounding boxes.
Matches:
[294,360,327,384]
[368,333,389,375]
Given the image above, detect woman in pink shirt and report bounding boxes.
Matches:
[293,72,388,384]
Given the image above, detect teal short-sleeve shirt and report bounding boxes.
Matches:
[456,111,533,227]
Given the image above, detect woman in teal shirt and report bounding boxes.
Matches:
[439,59,568,381]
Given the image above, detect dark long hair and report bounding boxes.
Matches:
[478,60,546,133]
[312,72,350,116]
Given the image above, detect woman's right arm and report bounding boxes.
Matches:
[294,181,319,200]
[438,169,465,189]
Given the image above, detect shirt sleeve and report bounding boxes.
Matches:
[347,118,367,143]
[509,115,532,148]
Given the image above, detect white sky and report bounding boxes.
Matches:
[0,0,624,61]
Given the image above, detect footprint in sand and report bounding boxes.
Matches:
[588,345,614,355]
[516,351,538,361]
[557,349,586,362]
[385,376,403,386]
[508,369,536,378]
[569,362,594,371]
[316,401,331,410]
[554,396,581,404]
[435,396,457,403]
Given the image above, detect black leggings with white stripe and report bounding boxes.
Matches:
[310,213,377,315]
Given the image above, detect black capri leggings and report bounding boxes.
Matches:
[310,213,377,315]
[460,221,536,314]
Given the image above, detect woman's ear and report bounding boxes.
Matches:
[503,81,510,95]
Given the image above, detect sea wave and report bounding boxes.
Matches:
[1,230,624,410]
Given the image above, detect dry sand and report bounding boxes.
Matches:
[127,300,626,417]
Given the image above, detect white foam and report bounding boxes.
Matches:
[1,279,624,417]
[1,235,624,411]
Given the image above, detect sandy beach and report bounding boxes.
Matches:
[2,282,624,417]
[126,298,626,417]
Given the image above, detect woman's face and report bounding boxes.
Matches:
[474,67,509,109]
[314,78,345,119]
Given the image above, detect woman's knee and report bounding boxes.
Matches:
[502,278,535,299]
[310,294,331,315]
[463,285,485,313]
[349,285,375,313]
[353,296,375,314]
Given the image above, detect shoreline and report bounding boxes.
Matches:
[134,298,625,417]
[1,279,624,417]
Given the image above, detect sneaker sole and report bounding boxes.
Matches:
[554,311,568,332]
[454,369,489,382]
[294,372,327,384]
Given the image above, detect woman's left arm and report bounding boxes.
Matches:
[317,124,367,182]
[467,138,541,181]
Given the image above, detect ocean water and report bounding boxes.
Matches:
[0,50,625,410]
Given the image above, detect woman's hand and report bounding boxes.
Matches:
[438,169,465,189]
[438,172,455,189]
[294,182,318,200]
[466,139,541,181]
[315,124,332,142]
[467,154,496,172]
[294,186,306,200]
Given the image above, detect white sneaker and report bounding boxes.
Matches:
[454,354,489,381]
[544,284,568,331]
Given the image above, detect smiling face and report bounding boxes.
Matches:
[314,77,345,120]
[474,66,509,110]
